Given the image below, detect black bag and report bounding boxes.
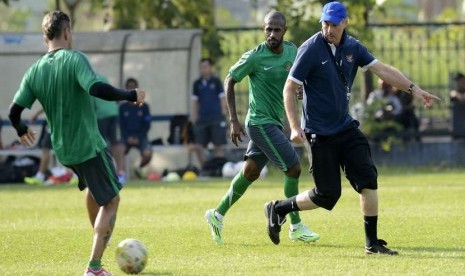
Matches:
[167,115,194,145]
[0,155,40,183]
[201,157,228,177]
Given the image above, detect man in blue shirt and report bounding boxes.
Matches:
[191,58,227,168]
[119,78,153,178]
[264,2,440,255]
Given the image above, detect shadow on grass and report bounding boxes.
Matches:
[225,242,464,259]
[141,271,174,275]
[397,246,465,255]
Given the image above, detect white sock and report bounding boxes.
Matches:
[36,172,45,181]
[290,222,301,231]
[214,210,224,221]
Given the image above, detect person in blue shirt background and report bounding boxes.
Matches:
[191,58,227,168]
[119,78,153,178]
[264,1,440,255]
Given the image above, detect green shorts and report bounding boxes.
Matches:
[68,149,122,206]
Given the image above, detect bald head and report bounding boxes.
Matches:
[264,11,286,27]
[263,11,287,53]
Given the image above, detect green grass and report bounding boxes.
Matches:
[1,169,464,275]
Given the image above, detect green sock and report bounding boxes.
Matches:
[216,171,252,216]
[284,175,301,225]
[88,260,101,271]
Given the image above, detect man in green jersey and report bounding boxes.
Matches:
[8,11,145,276]
[204,11,319,245]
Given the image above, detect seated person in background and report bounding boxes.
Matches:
[119,78,152,178]
[367,79,402,121]
[395,85,420,141]
[450,72,465,139]
[93,75,126,183]
[450,72,465,103]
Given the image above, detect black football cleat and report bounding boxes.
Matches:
[264,201,287,245]
[365,239,399,255]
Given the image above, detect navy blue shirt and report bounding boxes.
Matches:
[119,102,151,141]
[192,76,224,122]
[289,31,376,135]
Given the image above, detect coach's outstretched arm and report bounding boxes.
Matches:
[368,61,441,107]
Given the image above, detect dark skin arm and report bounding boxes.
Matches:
[224,74,246,147]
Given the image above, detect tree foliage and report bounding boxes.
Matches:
[2,0,19,6]
[274,0,377,47]
[90,0,222,62]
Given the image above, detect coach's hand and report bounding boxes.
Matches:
[19,128,36,148]
[413,88,441,108]
[230,120,246,147]
[289,127,306,144]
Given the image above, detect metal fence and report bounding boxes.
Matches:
[218,22,465,132]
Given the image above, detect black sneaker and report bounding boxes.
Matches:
[365,239,399,255]
[264,201,287,245]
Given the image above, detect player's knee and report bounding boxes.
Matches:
[286,163,301,179]
[309,189,341,210]
[242,162,260,182]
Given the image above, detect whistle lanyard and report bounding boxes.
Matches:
[324,41,350,97]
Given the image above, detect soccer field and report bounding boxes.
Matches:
[1,169,464,275]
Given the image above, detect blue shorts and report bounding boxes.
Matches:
[245,124,299,172]
[124,137,152,154]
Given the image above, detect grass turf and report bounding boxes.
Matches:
[0,169,464,275]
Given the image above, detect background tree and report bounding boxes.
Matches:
[274,0,377,47]
[91,0,222,63]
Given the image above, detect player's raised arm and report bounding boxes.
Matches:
[89,82,146,106]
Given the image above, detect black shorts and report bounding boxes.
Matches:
[194,117,227,147]
[67,149,122,206]
[308,128,378,209]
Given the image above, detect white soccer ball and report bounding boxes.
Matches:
[115,238,148,274]
[222,162,236,178]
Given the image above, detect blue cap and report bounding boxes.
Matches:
[319,1,347,25]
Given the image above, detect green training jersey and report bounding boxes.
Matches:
[93,75,119,119]
[13,49,106,165]
[229,41,297,127]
